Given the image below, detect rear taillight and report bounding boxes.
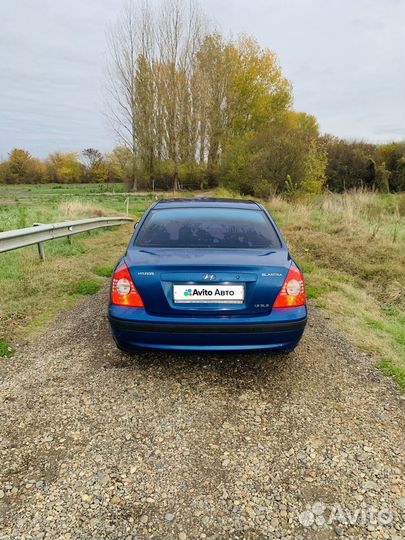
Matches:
[273,265,306,308]
[111,264,144,308]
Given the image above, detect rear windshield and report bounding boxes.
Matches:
[135,207,281,249]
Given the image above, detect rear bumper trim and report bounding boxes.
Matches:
[108,316,307,334]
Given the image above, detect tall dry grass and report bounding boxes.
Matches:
[58,200,109,219]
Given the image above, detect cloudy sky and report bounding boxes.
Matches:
[0,0,404,158]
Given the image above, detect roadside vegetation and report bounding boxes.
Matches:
[0,183,403,391]
[0,184,154,343]
[264,189,405,391]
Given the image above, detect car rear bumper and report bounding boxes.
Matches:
[108,305,307,352]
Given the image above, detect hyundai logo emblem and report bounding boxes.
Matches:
[202,273,216,281]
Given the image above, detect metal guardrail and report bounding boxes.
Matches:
[0,217,134,260]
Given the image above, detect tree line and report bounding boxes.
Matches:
[0,147,133,185]
[1,0,404,195]
[1,138,404,194]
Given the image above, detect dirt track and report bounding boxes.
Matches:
[0,286,404,539]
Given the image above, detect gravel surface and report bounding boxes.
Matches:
[0,286,404,540]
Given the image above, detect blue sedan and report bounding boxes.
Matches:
[108,198,307,352]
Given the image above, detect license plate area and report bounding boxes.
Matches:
[173,284,245,304]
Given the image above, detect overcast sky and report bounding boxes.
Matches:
[0,0,404,158]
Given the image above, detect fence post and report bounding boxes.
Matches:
[67,226,73,245]
[37,242,45,260]
[33,223,45,260]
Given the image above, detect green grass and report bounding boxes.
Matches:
[0,183,154,231]
[93,265,114,277]
[0,339,15,358]
[0,183,153,344]
[46,239,87,257]
[70,280,102,296]
[305,284,326,299]
[377,358,405,392]
[264,189,405,391]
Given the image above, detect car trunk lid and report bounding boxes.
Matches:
[124,248,290,316]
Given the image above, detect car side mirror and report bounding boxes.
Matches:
[134,221,139,229]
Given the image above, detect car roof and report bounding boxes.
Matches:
[154,198,262,210]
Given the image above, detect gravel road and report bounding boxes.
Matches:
[0,286,404,540]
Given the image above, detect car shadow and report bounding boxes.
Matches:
[105,345,296,394]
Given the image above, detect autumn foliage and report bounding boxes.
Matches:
[1,0,404,194]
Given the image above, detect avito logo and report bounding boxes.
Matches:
[183,288,235,297]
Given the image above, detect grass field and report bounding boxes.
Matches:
[266,190,405,390]
[1,183,404,390]
[0,184,154,347]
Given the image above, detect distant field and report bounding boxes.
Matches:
[0,183,404,390]
[0,183,149,231]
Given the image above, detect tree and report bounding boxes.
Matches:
[107,1,153,190]
[379,142,405,191]
[364,157,377,189]
[155,0,205,190]
[134,53,157,188]
[82,148,103,169]
[195,33,234,177]
[221,112,322,197]
[228,36,292,134]
[46,152,83,183]
[107,0,206,191]
[0,149,44,184]
[106,2,293,191]
[81,149,109,183]
[398,156,405,191]
[220,134,254,194]
[301,140,327,194]
[375,162,390,192]
[322,137,377,192]
[105,146,135,186]
[195,34,292,180]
